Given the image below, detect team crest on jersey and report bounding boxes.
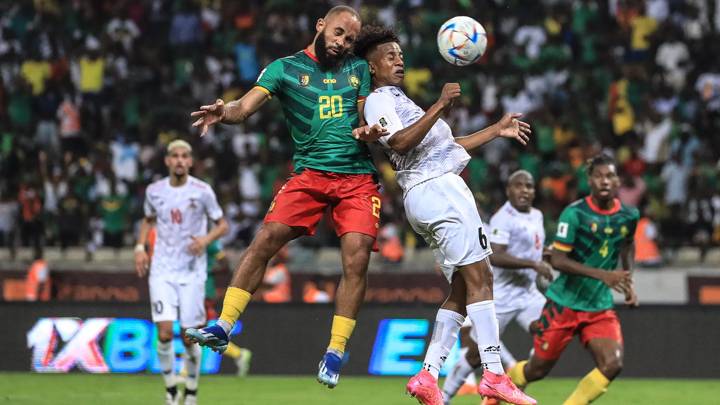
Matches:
[298,74,310,87]
[591,222,598,233]
[604,226,614,235]
[189,198,197,209]
[349,75,359,88]
[620,225,628,237]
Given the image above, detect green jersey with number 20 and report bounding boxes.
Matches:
[254,49,374,174]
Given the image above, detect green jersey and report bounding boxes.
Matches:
[548,197,639,311]
[255,50,374,174]
[205,240,224,299]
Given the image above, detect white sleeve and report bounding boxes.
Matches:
[203,187,224,221]
[364,92,405,148]
[143,190,156,218]
[489,211,511,245]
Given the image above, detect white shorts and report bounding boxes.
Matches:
[404,173,493,283]
[462,289,546,333]
[149,276,206,328]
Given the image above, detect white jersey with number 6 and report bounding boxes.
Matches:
[144,176,223,283]
[365,86,491,282]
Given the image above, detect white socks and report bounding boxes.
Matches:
[422,309,465,379]
[157,340,175,387]
[442,348,475,397]
[466,300,504,374]
[184,343,202,391]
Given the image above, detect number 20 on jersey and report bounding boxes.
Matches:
[318,95,343,119]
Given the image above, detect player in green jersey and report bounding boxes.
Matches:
[507,154,639,405]
[185,5,388,389]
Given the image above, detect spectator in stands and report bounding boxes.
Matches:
[0,190,18,259]
[17,179,43,259]
[25,254,50,301]
[99,179,129,257]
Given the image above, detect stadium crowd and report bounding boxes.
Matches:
[0,0,719,264]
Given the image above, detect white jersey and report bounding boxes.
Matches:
[364,86,471,194]
[489,201,545,305]
[144,176,223,283]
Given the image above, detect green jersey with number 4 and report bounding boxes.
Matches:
[255,50,374,174]
[548,197,639,312]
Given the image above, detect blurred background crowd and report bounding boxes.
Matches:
[1,0,719,267]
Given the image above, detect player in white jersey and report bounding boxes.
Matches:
[354,26,535,405]
[134,140,228,405]
[442,170,554,405]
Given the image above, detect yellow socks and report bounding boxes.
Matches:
[327,315,356,354]
[563,368,610,405]
[223,342,242,359]
[509,360,528,388]
[218,287,252,327]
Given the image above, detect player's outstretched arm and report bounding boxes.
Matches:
[551,249,632,295]
[384,83,460,153]
[134,216,155,277]
[490,243,553,280]
[455,113,531,152]
[191,87,270,136]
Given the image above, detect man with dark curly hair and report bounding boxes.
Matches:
[353,25,536,405]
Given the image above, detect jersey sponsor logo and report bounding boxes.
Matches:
[322,78,337,84]
[349,75,359,88]
[557,222,569,238]
[298,74,310,87]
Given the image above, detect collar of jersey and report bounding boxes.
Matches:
[303,47,319,63]
[585,196,621,215]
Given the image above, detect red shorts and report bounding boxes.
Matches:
[264,168,381,240]
[532,300,623,361]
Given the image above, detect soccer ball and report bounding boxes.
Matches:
[437,16,487,66]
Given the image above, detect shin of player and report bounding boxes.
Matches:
[185,6,386,389]
[508,154,639,405]
[134,140,229,405]
[355,25,535,405]
[443,171,552,404]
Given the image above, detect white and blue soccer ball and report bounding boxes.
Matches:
[437,16,487,66]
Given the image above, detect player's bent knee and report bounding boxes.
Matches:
[599,356,623,379]
[525,358,554,382]
[158,329,173,343]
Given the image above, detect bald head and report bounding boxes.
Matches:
[506,170,535,212]
[324,5,360,21]
[313,6,361,69]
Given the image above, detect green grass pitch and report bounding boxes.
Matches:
[1,373,718,404]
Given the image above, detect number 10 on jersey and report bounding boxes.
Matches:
[319,95,343,119]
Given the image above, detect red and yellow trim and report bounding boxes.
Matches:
[585,196,621,215]
[304,47,319,63]
[553,241,574,252]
